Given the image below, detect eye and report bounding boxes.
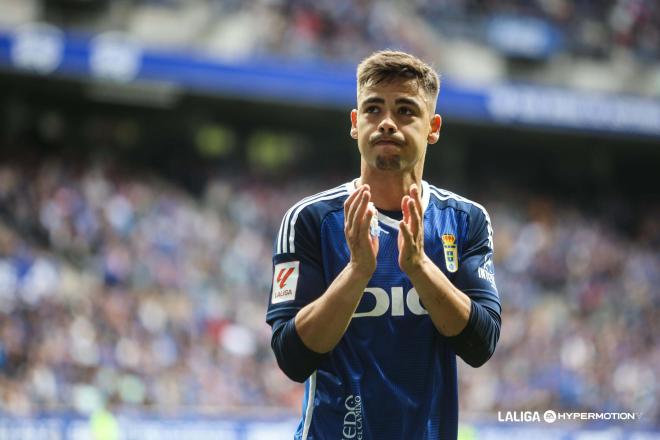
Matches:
[365,106,380,114]
[398,106,414,116]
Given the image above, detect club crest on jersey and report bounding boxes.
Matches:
[441,233,458,273]
[271,261,299,304]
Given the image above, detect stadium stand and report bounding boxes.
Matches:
[1,0,658,92]
[0,0,658,437]
[0,159,657,425]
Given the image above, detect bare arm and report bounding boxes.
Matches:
[398,184,471,336]
[294,184,379,353]
[406,259,471,336]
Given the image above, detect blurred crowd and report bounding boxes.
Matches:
[416,0,660,61]
[0,160,306,415]
[128,0,660,62]
[0,160,658,426]
[1,0,657,62]
[461,195,659,424]
[115,0,426,63]
[124,0,660,62]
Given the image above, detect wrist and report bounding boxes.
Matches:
[347,260,375,281]
[404,254,430,279]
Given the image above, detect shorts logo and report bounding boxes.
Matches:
[271,261,299,304]
[442,233,458,273]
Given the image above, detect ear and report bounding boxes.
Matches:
[427,114,442,144]
[350,109,358,139]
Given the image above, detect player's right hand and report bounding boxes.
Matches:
[344,184,379,277]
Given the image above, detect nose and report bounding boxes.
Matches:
[377,113,397,134]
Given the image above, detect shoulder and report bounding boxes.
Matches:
[426,183,493,243]
[426,182,491,223]
[281,182,350,223]
[276,182,350,255]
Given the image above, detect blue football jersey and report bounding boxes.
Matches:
[267,180,500,440]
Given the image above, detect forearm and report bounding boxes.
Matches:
[295,263,371,353]
[407,257,472,337]
[407,256,501,366]
[271,318,327,382]
[445,300,501,367]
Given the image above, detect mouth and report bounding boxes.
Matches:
[372,139,404,148]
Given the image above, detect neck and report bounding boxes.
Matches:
[358,161,423,211]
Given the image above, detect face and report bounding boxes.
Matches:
[350,78,441,172]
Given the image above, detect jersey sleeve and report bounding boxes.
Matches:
[266,205,326,326]
[446,203,502,367]
[453,203,500,314]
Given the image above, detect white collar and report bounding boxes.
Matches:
[343,178,431,229]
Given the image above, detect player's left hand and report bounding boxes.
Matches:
[398,184,428,275]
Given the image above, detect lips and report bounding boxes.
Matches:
[371,138,404,147]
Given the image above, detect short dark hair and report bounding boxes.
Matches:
[357,50,440,105]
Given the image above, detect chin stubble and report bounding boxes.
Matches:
[375,155,402,170]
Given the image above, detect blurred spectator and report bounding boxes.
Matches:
[0,159,657,426]
[415,0,659,61]
[2,0,656,63]
[0,160,304,415]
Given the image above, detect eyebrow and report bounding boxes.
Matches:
[360,96,422,110]
[395,97,422,110]
[361,97,385,106]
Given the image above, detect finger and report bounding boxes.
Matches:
[348,190,370,238]
[344,185,363,220]
[409,198,421,236]
[343,192,356,219]
[359,204,376,243]
[410,184,423,220]
[399,220,413,244]
[349,184,370,224]
[408,184,423,236]
[353,191,371,236]
[346,186,366,228]
[401,195,411,224]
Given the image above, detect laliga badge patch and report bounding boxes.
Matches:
[442,234,458,273]
[272,261,299,304]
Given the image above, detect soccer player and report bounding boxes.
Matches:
[266,50,501,440]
